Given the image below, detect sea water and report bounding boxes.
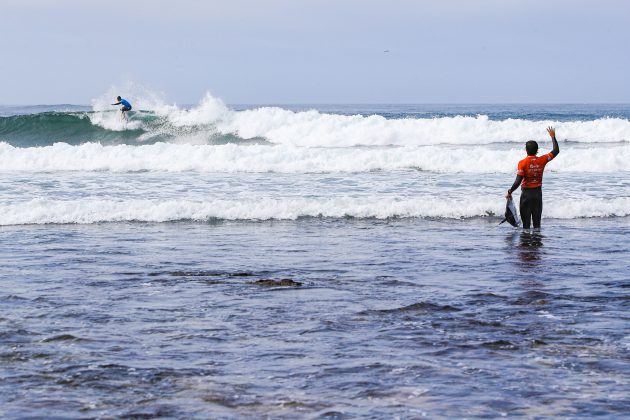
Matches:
[1,97,629,417]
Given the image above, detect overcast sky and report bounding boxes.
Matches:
[1,0,629,104]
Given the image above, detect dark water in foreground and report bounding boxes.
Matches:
[1,219,629,418]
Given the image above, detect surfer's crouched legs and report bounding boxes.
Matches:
[520,187,543,229]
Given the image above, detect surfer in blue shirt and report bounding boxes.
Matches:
[111,96,132,118]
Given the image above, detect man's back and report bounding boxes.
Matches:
[517,152,555,189]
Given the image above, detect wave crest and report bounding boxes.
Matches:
[4,90,630,147]
[1,197,628,225]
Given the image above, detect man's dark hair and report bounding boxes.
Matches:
[526,140,538,156]
[117,96,121,100]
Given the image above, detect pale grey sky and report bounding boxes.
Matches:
[1,0,629,104]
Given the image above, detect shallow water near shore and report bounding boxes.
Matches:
[1,218,629,418]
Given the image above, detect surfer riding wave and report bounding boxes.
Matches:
[112,96,132,119]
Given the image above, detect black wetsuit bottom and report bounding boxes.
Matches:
[520,186,542,229]
[121,106,132,112]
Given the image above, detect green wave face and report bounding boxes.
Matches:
[0,112,141,146]
[0,111,262,147]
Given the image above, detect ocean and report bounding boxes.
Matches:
[1,96,629,417]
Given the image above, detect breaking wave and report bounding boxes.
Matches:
[1,142,629,174]
[1,92,630,147]
[1,196,628,225]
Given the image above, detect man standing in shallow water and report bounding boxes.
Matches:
[505,126,560,229]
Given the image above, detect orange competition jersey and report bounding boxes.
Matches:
[517,152,555,189]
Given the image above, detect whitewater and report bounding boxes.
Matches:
[0,93,629,224]
[0,91,630,225]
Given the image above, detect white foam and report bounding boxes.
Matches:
[89,90,630,146]
[1,196,628,225]
[89,82,173,131]
[90,82,176,114]
[221,110,630,147]
[1,142,629,174]
[88,112,143,131]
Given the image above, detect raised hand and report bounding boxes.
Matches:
[547,126,556,138]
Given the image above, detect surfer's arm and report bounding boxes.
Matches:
[111,101,121,106]
[547,126,559,157]
[506,175,523,198]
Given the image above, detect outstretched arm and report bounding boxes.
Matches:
[506,175,523,199]
[547,126,559,157]
[111,101,121,106]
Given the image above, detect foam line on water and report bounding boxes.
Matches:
[1,196,628,225]
[1,142,629,174]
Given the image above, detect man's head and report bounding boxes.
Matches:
[526,140,538,156]
[117,96,121,101]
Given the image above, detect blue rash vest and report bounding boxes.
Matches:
[120,99,132,108]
